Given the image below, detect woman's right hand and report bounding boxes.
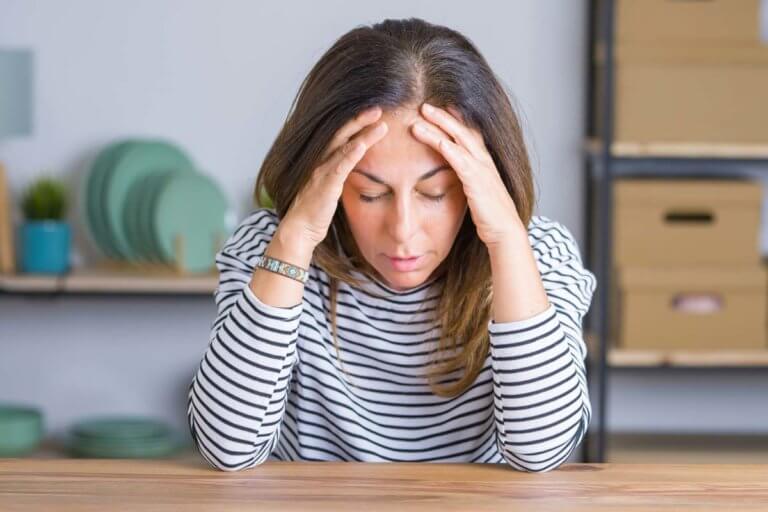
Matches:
[281,106,389,249]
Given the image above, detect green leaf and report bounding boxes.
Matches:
[21,177,68,221]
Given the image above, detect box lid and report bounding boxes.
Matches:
[619,266,767,289]
[614,179,763,206]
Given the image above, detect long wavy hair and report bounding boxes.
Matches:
[254,17,534,398]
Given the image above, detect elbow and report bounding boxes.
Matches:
[187,402,271,472]
[189,421,270,472]
[205,454,266,472]
[499,415,588,473]
[499,441,577,473]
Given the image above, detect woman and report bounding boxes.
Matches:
[187,17,596,472]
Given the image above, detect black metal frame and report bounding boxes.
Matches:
[581,0,768,463]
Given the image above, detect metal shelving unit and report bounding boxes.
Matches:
[581,0,768,463]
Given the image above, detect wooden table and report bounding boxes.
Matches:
[0,459,766,511]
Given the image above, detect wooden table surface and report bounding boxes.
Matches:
[0,459,766,511]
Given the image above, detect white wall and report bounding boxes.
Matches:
[1,0,766,448]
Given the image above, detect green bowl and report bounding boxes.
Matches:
[70,416,173,440]
[0,404,44,457]
[67,416,180,459]
[69,436,180,459]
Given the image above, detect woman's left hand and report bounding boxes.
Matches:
[410,102,524,248]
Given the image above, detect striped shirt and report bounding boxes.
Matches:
[187,207,596,472]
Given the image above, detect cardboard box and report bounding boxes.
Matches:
[612,265,767,351]
[595,45,768,144]
[614,179,763,266]
[616,0,765,47]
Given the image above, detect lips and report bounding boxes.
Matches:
[387,255,422,271]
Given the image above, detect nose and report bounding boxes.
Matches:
[387,194,419,245]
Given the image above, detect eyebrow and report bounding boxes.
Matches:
[351,165,451,187]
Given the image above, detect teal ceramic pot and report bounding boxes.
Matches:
[19,221,71,274]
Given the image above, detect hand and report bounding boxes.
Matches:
[282,106,388,248]
[410,103,523,248]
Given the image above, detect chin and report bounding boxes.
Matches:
[381,270,427,289]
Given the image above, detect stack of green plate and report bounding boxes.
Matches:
[0,404,44,457]
[68,416,180,459]
[83,138,233,273]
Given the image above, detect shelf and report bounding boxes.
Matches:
[0,264,218,295]
[586,139,768,160]
[585,332,768,367]
[608,433,768,463]
[608,348,768,368]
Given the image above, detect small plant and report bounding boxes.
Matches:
[21,177,68,221]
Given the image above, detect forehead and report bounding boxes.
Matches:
[354,106,449,183]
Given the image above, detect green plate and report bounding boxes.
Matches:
[69,436,179,458]
[99,141,141,258]
[122,172,154,261]
[71,417,172,440]
[153,172,230,273]
[103,140,196,260]
[141,169,187,263]
[83,145,109,256]
[85,141,134,259]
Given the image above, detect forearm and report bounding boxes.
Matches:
[486,219,589,472]
[487,221,550,323]
[188,210,307,471]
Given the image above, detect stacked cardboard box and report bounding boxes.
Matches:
[596,0,768,145]
[611,179,767,351]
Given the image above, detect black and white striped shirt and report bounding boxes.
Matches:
[187,207,596,472]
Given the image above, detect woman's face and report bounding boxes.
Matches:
[340,105,468,291]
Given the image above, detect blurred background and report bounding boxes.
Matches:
[0,0,767,463]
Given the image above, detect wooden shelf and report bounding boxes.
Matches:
[585,138,768,159]
[608,433,768,463]
[608,348,768,368]
[0,264,218,295]
[585,332,768,367]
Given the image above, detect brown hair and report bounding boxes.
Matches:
[254,17,534,397]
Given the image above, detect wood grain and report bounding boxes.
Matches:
[585,138,768,158]
[0,163,15,274]
[0,459,766,511]
[0,263,218,294]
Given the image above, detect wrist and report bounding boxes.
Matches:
[271,223,316,268]
[487,225,528,260]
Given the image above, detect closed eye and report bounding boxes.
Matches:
[360,192,446,203]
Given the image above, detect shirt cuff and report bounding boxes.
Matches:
[241,280,304,319]
[487,303,557,335]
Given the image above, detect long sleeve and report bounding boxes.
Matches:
[187,208,304,471]
[488,216,596,472]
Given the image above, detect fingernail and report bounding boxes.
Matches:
[422,103,435,113]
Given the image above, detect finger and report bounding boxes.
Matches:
[445,106,485,148]
[410,121,470,177]
[324,120,388,181]
[420,103,488,162]
[322,106,383,161]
